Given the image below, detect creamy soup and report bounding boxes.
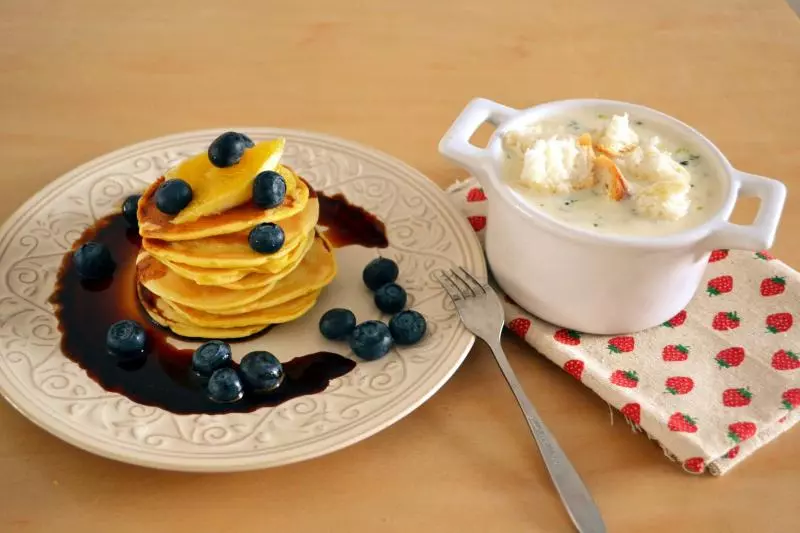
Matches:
[502,111,721,236]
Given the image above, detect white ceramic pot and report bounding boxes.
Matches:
[439,98,787,334]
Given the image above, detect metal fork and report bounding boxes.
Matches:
[437,268,606,533]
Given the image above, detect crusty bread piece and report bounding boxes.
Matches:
[624,136,690,184]
[518,135,596,193]
[634,179,691,220]
[594,154,629,201]
[596,113,639,157]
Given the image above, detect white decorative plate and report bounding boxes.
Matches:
[0,129,485,472]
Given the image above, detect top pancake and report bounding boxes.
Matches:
[138,163,309,241]
[142,195,319,269]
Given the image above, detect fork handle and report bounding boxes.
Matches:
[487,340,606,533]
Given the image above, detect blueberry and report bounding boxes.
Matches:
[74,241,116,280]
[389,310,427,345]
[362,257,399,291]
[253,170,287,209]
[349,320,393,361]
[374,283,407,314]
[319,308,357,340]
[106,320,147,358]
[191,340,232,376]
[207,367,244,403]
[248,223,284,254]
[122,194,141,228]
[155,179,193,215]
[208,131,254,168]
[240,351,284,392]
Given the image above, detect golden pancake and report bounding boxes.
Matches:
[138,284,267,339]
[136,252,279,310]
[154,228,315,287]
[180,234,335,315]
[138,165,308,241]
[142,197,319,269]
[162,289,321,328]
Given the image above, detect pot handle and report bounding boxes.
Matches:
[703,170,786,252]
[438,98,519,174]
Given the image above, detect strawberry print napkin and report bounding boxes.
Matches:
[448,178,799,476]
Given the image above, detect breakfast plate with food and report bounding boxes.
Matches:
[0,129,484,471]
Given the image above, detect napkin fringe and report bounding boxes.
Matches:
[608,403,706,474]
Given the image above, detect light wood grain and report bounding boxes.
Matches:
[1,1,799,532]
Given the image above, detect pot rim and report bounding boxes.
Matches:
[481,98,736,250]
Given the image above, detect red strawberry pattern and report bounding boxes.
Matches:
[781,388,800,411]
[771,350,800,370]
[620,403,641,425]
[766,312,792,334]
[554,329,581,345]
[454,184,798,475]
[712,311,741,331]
[728,421,757,443]
[610,370,639,388]
[563,360,584,381]
[709,249,729,263]
[607,336,634,354]
[725,446,740,459]
[507,318,531,338]
[662,310,687,328]
[722,387,752,407]
[706,275,733,296]
[683,457,705,473]
[668,412,698,433]
[465,187,487,202]
[715,347,745,369]
[662,344,689,362]
[665,377,694,395]
[467,216,486,232]
[760,276,786,297]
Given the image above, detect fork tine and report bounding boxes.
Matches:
[458,266,487,294]
[436,269,464,301]
[449,268,476,298]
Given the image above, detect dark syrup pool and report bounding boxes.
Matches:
[48,192,387,415]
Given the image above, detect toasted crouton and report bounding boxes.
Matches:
[634,179,691,220]
[625,137,690,184]
[596,113,640,157]
[594,155,629,201]
[518,135,596,193]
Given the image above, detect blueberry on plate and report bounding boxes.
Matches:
[362,257,399,291]
[319,308,357,340]
[208,131,254,168]
[248,222,285,254]
[74,241,116,280]
[106,320,147,358]
[389,310,427,345]
[240,351,284,393]
[155,179,193,215]
[122,194,141,228]
[253,170,287,209]
[374,283,407,314]
[191,340,232,376]
[207,367,244,403]
[349,320,393,361]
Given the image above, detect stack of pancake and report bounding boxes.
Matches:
[135,138,336,339]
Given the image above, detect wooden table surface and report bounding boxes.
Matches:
[1,1,799,531]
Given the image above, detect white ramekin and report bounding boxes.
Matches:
[439,98,787,334]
